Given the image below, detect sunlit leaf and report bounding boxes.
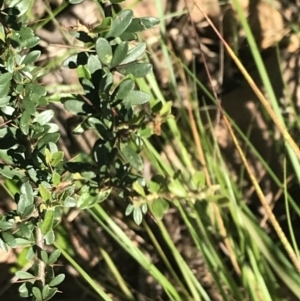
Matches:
[121,42,146,65]
[168,181,187,198]
[106,10,133,38]
[49,274,65,287]
[133,207,143,225]
[16,271,35,280]
[151,198,169,220]
[123,90,150,106]
[41,210,54,236]
[111,42,128,67]
[117,63,152,78]
[126,17,160,32]
[96,38,112,66]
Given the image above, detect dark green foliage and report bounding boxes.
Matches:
[0,0,162,300]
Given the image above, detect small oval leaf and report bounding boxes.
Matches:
[96,38,112,66]
[49,274,65,287]
[126,17,160,32]
[152,198,169,220]
[133,207,143,225]
[123,90,150,106]
[49,250,61,264]
[168,181,187,198]
[16,271,35,280]
[121,42,146,65]
[117,63,152,78]
[41,210,54,236]
[111,42,128,67]
[106,10,133,38]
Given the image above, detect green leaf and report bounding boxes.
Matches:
[49,274,65,287]
[63,196,77,207]
[123,90,150,106]
[19,282,31,298]
[121,42,146,64]
[126,17,160,32]
[152,198,169,220]
[106,10,133,38]
[125,203,134,216]
[133,181,145,196]
[96,38,112,66]
[77,65,91,79]
[141,203,148,214]
[192,171,206,188]
[19,223,31,238]
[13,0,30,16]
[48,250,61,264]
[45,148,52,165]
[120,144,143,171]
[41,250,48,263]
[62,97,94,115]
[0,220,13,231]
[32,287,42,301]
[112,78,135,101]
[1,106,15,116]
[111,42,128,67]
[87,55,102,73]
[20,27,40,48]
[97,188,112,203]
[17,195,26,215]
[20,111,31,135]
[117,62,152,78]
[160,101,172,116]
[69,0,83,3]
[20,181,34,205]
[0,238,8,253]
[78,192,96,209]
[41,210,54,236]
[0,96,10,107]
[51,151,64,167]
[44,287,57,300]
[42,285,50,300]
[16,271,35,280]
[45,123,59,134]
[37,133,60,149]
[22,205,35,218]
[133,207,143,225]
[44,229,55,245]
[15,238,33,247]
[168,181,187,198]
[120,31,136,41]
[26,247,35,261]
[52,172,61,186]
[2,231,17,247]
[35,110,54,125]
[39,183,51,201]
[0,73,13,97]
[21,50,41,64]
[0,165,23,179]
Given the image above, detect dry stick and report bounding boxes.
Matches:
[35,226,46,287]
[183,0,241,275]
[223,113,300,273]
[194,2,300,273]
[194,2,300,162]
